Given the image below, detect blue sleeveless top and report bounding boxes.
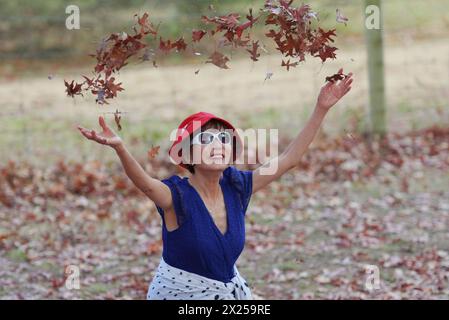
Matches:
[155,166,253,283]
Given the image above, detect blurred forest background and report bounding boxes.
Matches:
[0,0,448,299]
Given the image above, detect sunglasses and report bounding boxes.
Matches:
[192,131,232,145]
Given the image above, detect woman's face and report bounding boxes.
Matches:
[189,128,233,173]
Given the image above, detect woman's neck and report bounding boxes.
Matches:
[189,170,222,199]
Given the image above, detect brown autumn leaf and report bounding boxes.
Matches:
[64,80,83,97]
[192,29,206,42]
[325,69,348,83]
[206,51,230,69]
[104,77,124,98]
[65,3,343,104]
[114,109,122,131]
[148,145,160,160]
[235,9,260,38]
[247,40,261,61]
[281,59,299,71]
[159,37,187,54]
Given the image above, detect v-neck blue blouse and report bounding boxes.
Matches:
[155,166,253,283]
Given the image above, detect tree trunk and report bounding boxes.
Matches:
[364,0,387,139]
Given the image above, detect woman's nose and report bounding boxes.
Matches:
[211,136,223,147]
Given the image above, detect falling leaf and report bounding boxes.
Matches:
[159,37,187,54]
[315,45,338,62]
[65,4,343,103]
[159,37,173,54]
[173,37,187,51]
[206,51,230,69]
[148,145,160,159]
[336,9,349,26]
[264,71,274,81]
[235,9,260,38]
[192,29,206,42]
[247,40,261,62]
[281,59,299,71]
[114,109,122,131]
[64,80,83,97]
[105,77,124,98]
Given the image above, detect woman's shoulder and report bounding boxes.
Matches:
[161,173,187,186]
[157,174,189,223]
[223,166,253,213]
[222,166,253,192]
[160,174,190,197]
[223,165,252,178]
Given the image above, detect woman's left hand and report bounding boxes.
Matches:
[316,68,353,112]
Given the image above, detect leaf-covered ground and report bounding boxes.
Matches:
[1,126,448,299]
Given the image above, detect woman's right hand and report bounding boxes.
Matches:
[77,116,123,149]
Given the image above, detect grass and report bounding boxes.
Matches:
[6,249,28,263]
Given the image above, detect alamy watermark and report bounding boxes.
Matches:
[65,5,80,30]
[364,264,381,291]
[365,5,381,30]
[65,264,80,290]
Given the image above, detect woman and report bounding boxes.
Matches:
[77,69,353,299]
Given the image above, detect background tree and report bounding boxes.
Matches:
[364,0,387,139]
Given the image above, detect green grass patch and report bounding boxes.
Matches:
[6,249,28,263]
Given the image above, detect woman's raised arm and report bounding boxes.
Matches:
[252,70,353,193]
[77,116,172,211]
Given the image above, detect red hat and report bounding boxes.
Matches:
[168,112,242,169]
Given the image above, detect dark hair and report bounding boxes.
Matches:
[185,119,230,174]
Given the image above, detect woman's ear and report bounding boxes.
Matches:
[181,149,191,165]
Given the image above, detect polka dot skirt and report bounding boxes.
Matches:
[147,257,253,300]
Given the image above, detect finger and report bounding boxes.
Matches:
[324,81,333,89]
[91,130,101,141]
[338,68,343,74]
[91,130,102,141]
[77,126,90,135]
[344,74,354,83]
[77,125,90,132]
[344,78,354,87]
[99,116,109,131]
[344,86,352,95]
[340,77,353,89]
[79,128,93,140]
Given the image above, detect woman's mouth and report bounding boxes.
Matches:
[210,153,224,159]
